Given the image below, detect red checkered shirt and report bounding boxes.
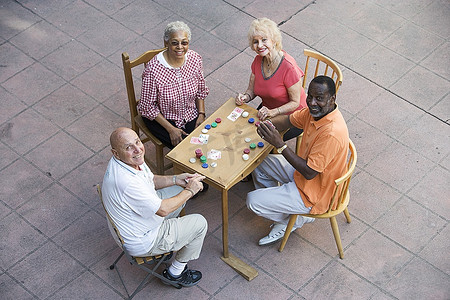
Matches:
[138,50,209,128]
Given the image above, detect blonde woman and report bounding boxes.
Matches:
[236,17,306,140]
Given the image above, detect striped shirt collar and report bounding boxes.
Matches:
[112,156,141,175]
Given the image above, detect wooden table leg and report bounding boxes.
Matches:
[173,165,181,175]
[220,189,258,281]
[221,189,229,258]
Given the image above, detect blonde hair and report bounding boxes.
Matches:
[247,18,282,51]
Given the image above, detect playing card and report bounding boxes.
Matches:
[264,119,276,129]
[190,137,203,144]
[227,107,244,121]
[207,149,222,160]
[199,134,209,144]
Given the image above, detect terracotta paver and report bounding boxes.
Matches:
[1,0,448,299]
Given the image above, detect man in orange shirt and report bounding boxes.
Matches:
[247,76,349,246]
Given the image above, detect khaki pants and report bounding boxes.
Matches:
[145,186,208,263]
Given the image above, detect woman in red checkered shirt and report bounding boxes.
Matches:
[139,21,209,148]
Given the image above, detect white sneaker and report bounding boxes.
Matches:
[258,218,315,246]
[258,217,315,246]
[258,223,293,246]
[303,217,315,224]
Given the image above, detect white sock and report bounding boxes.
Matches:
[168,260,187,277]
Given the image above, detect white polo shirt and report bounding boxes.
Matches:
[102,157,163,256]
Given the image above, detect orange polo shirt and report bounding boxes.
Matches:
[289,106,349,214]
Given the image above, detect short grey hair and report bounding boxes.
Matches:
[163,21,192,42]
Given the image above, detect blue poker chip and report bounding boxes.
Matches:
[202,163,209,168]
[205,124,211,130]
[248,118,255,123]
[257,142,264,147]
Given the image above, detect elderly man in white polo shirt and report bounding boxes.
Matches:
[102,127,207,287]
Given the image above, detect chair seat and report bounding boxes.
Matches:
[278,140,357,259]
[134,114,173,173]
[97,184,181,297]
[300,194,349,219]
[134,115,163,147]
[134,252,172,265]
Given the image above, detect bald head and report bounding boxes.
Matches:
[109,127,145,169]
[110,127,142,150]
[110,127,135,150]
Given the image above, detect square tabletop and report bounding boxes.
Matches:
[166,97,274,190]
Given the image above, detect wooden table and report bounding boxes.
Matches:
[166,97,274,281]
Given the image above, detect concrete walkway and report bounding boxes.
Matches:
[1,0,449,299]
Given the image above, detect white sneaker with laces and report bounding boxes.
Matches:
[258,217,315,246]
[258,223,292,246]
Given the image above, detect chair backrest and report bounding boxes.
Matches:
[96,184,125,246]
[327,139,357,213]
[302,49,343,94]
[296,50,344,153]
[96,185,172,273]
[121,49,166,133]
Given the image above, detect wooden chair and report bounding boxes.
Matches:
[96,184,181,298]
[302,49,343,94]
[278,139,357,259]
[295,49,344,151]
[122,49,172,175]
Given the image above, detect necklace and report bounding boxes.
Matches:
[265,51,281,73]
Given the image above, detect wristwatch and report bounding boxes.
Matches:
[276,144,288,154]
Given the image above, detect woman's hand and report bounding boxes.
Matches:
[195,113,205,127]
[168,126,188,146]
[237,74,256,105]
[235,93,249,106]
[257,106,276,121]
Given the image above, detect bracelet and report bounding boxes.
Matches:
[184,188,195,197]
[244,93,252,102]
[277,107,281,115]
[198,111,206,115]
[172,175,177,185]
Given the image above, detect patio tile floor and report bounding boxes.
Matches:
[0,0,448,299]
